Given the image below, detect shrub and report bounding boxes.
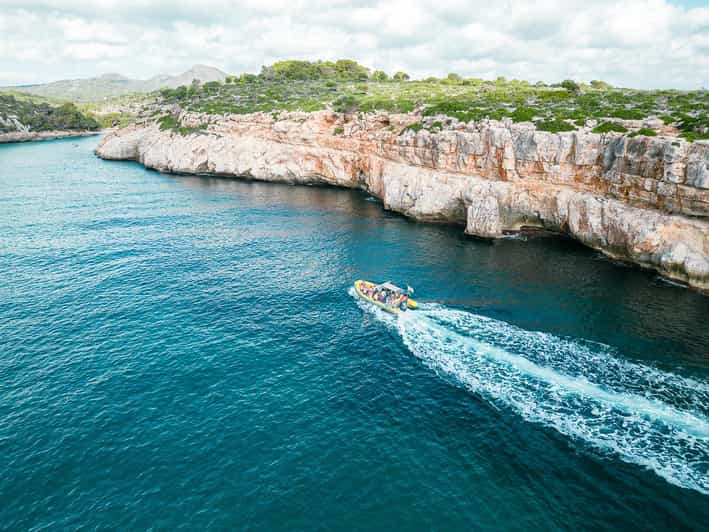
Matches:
[561,79,581,93]
[590,80,612,90]
[202,81,221,92]
[509,107,535,122]
[170,85,191,100]
[628,127,657,137]
[370,70,389,82]
[610,108,645,120]
[157,114,205,135]
[679,131,709,142]
[158,114,179,131]
[592,122,628,133]
[332,94,358,113]
[333,126,344,135]
[392,71,410,81]
[333,59,370,80]
[535,119,575,132]
[538,90,573,100]
[675,113,709,139]
[400,122,424,135]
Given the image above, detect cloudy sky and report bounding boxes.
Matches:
[0,0,707,89]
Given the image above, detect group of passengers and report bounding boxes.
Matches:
[361,285,408,308]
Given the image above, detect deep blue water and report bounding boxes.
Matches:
[1,136,708,531]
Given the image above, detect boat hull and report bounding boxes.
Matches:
[354,280,417,314]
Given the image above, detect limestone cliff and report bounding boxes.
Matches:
[95,111,709,290]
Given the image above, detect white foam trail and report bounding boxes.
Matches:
[351,290,709,494]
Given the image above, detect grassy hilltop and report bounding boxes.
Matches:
[155,59,709,141]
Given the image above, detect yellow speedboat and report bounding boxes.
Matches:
[354,280,418,314]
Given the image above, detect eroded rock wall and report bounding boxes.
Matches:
[95,111,709,290]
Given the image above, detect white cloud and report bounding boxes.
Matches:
[0,0,707,88]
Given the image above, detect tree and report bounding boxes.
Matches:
[271,60,322,80]
[561,79,581,93]
[371,70,389,82]
[333,59,369,80]
[332,94,358,113]
[203,81,221,91]
[446,73,462,83]
[259,59,370,81]
[392,71,410,81]
[260,65,276,80]
[172,85,189,99]
[590,79,611,90]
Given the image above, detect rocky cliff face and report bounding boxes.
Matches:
[95,111,709,290]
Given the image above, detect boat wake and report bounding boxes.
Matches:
[350,289,709,494]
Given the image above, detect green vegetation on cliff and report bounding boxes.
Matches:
[153,60,708,141]
[592,122,629,134]
[0,93,100,133]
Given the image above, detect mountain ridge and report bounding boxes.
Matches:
[3,65,228,102]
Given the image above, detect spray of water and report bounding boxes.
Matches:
[350,289,709,494]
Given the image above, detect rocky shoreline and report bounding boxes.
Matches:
[0,130,100,144]
[95,111,709,290]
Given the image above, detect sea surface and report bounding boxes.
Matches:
[1,136,708,531]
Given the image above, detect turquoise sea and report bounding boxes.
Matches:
[1,136,708,530]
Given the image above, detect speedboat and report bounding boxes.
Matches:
[354,280,418,314]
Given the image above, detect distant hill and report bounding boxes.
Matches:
[6,65,228,103]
